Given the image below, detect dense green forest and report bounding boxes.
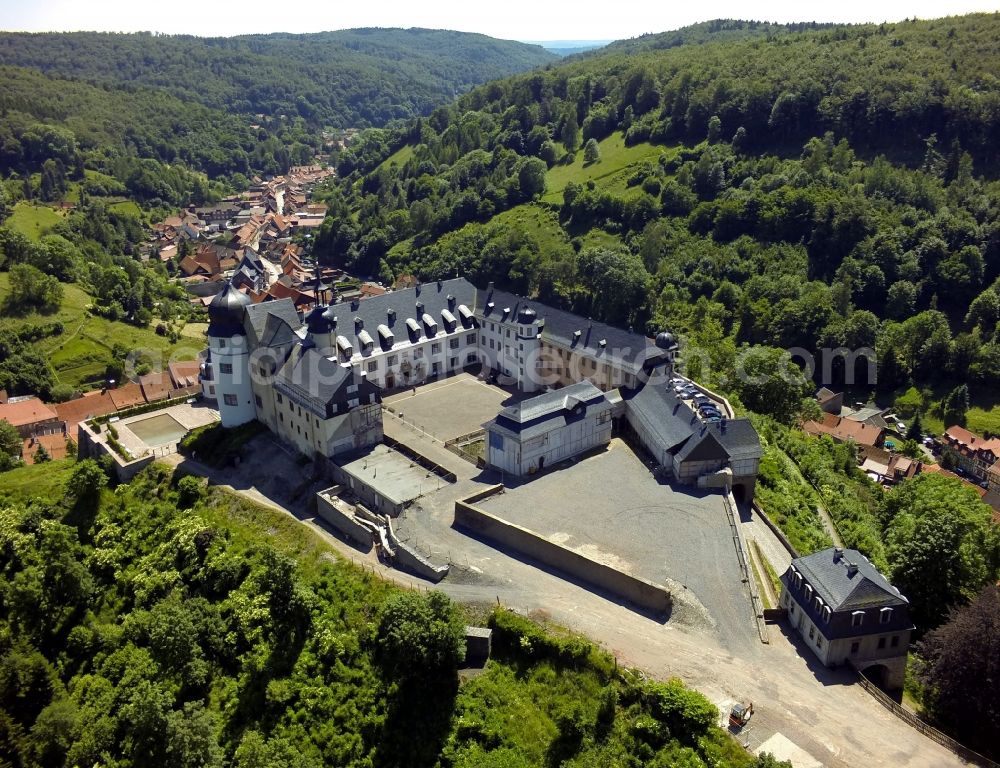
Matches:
[0,459,785,768]
[319,13,1000,426]
[0,30,557,129]
[0,65,321,203]
[590,18,840,55]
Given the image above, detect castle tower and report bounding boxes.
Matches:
[516,306,542,393]
[206,282,255,427]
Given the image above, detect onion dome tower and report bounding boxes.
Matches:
[207,282,255,427]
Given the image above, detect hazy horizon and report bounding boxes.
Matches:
[1,0,998,43]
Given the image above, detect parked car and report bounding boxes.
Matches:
[895,421,906,432]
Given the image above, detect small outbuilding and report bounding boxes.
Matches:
[485,381,613,478]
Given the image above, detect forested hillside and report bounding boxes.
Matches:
[319,13,1000,428]
[0,459,781,768]
[0,29,558,129]
[591,18,839,55]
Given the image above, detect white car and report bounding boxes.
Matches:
[896,421,906,432]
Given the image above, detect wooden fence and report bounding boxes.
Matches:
[855,672,1000,768]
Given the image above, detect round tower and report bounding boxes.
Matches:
[207,282,255,427]
[304,304,337,354]
[516,306,542,393]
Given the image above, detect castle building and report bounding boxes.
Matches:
[199,277,760,496]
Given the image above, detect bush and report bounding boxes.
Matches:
[176,475,203,508]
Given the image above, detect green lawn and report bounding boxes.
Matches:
[377,143,415,172]
[491,203,571,254]
[889,384,1000,438]
[0,273,203,389]
[6,202,63,241]
[542,132,675,203]
[0,458,76,506]
[108,199,143,218]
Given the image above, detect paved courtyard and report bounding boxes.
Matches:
[383,372,513,442]
[477,439,757,651]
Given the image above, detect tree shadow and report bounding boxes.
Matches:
[373,675,458,768]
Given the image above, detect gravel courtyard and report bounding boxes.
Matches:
[477,438,757,651]
[383,373,513,441]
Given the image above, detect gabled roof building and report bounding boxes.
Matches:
[199,277,760,496]
[485,381,614,477]
[780,547,912,689]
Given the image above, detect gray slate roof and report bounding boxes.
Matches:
[499,381,604,424]
[623,382,762,464]
[793,548,907,612]
[244,298,302,348]
[487,381,610,441]
[259,312,299,349]
[675,429,730,463]
[307,278,477,353]
[273,345,378,419]
[624,385,702,452]
[477,285,667,370]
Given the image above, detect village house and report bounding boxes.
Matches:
[941,425,1000,485]
[0,396,62,438]
[802,413,885,450]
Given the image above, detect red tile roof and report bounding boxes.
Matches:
[22,432,69,464]
[0,397,59,428]
[168,360,201,389]
[139,373,172,402]
[54,390,118,433]
[109,383,146,410]
[802,414,884,448]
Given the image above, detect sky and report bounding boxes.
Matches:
[1,0,998,42]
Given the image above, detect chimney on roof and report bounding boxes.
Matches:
[833,547,844,562]
[416,301,424,315]
[846,560,859,576]
[487,281,494,294]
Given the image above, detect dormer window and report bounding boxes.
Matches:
[821,605,831,623]
[852,611,865,627]
[879,607,893,624]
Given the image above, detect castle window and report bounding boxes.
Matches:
[891,635,899,648]
[223,394,237,406]
[367,361,377,373]
[220,363,233,374]
[852,611,865,627]
[879,607,893,624]
[255,395,262,408]
[877,637,886,650]
[468,333,477,344]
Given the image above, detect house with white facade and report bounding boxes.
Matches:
[780,547,913,689]
[485,381,614,477]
